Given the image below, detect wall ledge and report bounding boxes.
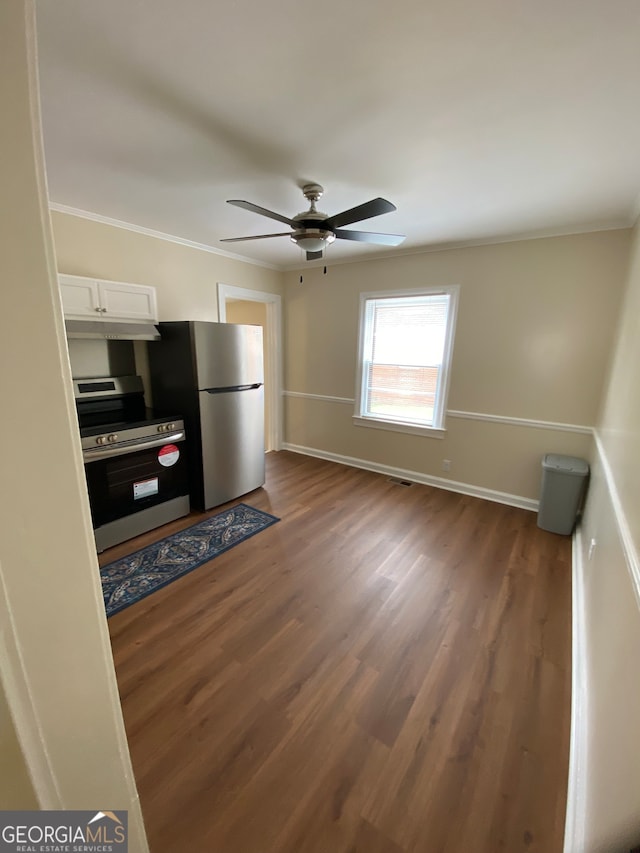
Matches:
[283,390,355,404]
[283,392,594,435]
[447,409,593,435]
[281,442,538,511]
[593,431,640,606]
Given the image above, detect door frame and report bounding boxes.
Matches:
[217,283,283,451]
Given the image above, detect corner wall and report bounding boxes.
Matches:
[568,218,640,852]
[283,231,629,504]
[0,3,147,847]
[0,681,36,809]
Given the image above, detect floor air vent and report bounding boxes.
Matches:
[388,477,413,487]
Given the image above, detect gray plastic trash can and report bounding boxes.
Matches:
[537,454,589,535]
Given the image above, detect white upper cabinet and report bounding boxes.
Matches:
[59,274,158,322]
[98,280,157,321]
[59,275,102,317]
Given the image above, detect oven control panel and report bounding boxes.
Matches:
[96,434,119,445]
[81,418,185,461]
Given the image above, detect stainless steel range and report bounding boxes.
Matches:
[74,375,190,552]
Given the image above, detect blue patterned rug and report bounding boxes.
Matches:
[101,503,279,617]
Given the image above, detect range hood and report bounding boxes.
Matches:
[65,319,161,341]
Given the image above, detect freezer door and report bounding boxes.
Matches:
[192,322,263,389]
[199,386,265,509]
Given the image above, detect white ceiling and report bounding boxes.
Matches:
[35,0,640,270]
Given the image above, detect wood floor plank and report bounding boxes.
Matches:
[104,451,571,853]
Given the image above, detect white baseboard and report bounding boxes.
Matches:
[564,527,588,853]
[281,442,538,511]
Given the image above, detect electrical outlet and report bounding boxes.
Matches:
[588,538,597,560]
[442,459,451,472]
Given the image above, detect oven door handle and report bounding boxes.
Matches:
[83,431,185,462]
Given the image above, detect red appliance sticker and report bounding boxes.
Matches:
[158,444,180,467]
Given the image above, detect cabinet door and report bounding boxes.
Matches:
[59,275,101,318]
[98,281,158,321]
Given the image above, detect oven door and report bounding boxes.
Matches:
[84,437,189,528]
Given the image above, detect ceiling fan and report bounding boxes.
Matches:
[221,184,405,260]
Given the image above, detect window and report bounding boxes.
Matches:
[354,286,459,436]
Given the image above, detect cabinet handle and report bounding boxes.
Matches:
[94,306,102,312]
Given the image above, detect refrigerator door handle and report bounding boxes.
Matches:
[203,383,262,394]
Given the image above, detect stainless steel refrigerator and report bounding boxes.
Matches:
[149,321,265,510]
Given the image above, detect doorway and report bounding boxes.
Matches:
[217,283,283,452]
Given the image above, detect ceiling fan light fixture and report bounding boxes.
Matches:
[290,229,336,253]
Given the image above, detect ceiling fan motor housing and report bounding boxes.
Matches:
[294,184,331,228]
[292,185,336,250]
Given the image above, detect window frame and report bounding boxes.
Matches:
[353,285,460,438]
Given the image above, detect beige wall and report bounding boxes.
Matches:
[225,298,268,327]
[0,3,147,848]
[284,231,629,502]
[573,219,640,852]
[597,220,640,549]
[0,682,37,809]
[226,300,270,448]
[51,210,284,321]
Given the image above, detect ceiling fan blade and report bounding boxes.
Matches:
[227,200,299,228]
[322,198,396,229]
[220,232,292,242]
[334,229,405,246]
[306,250,324,261]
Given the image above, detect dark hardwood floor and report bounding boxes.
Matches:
[103,450,571,853]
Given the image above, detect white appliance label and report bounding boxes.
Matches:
[134,477,159,500]
[158,443,180,467]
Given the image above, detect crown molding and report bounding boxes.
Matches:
[283,220,633,272]
[48,201,634,274]
[48,202,283,272]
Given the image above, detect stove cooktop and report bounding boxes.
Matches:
[79,408,183,437]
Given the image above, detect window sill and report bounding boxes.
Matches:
[352,415,446,439]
